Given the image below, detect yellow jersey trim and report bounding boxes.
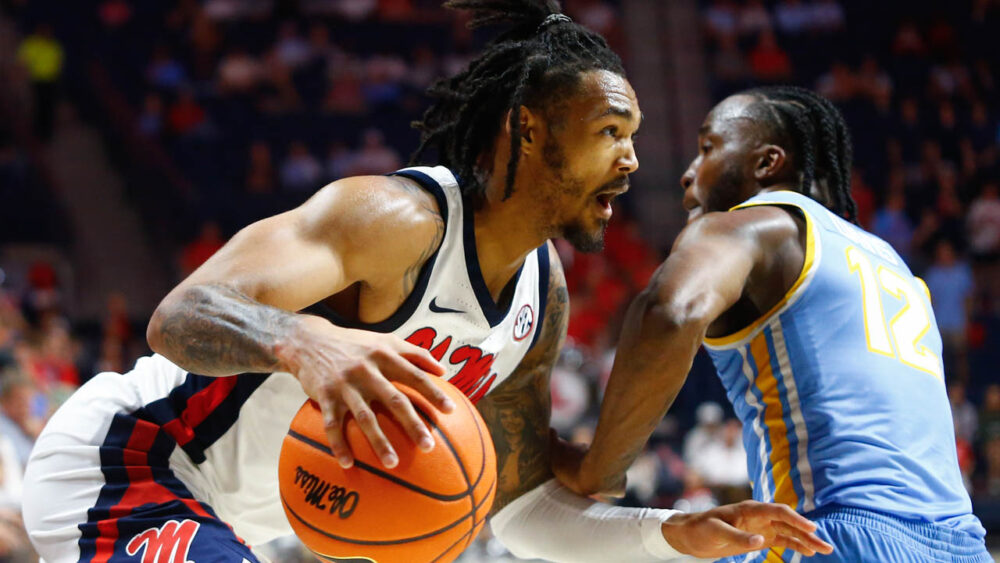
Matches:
[703,196,819,349]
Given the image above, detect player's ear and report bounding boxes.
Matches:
[516,105,539,154]
[753,145,787,181]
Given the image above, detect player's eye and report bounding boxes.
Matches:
[700,142,711,154]
[602,126,618,137]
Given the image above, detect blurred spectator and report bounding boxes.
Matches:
[167,88,207,136]
[349,129,402,176]
[246,141,278,194]
[568,0,619,39]
[136,93,164,137]
[333,0,378,22]
[978,384,1000,495]
[747,30,792,83]
[95,335,125,375]
[31,321,80,391]
[950,381,978,446]
[22,262,61,327]
[737,0,771,38]
[688,418,749,501]
[815,61,855,103]
[203,0,272,21]
[856,56,893,102]
[703,0,738,40]
[378,0,415,21]
[406,45,439,90]
[217,47,264,95]
[362,54,407,109]
[0,429,23,507]
[0,373,40,468]
[16,23,63,141]
[674,471,718,513]
[272,22,311,71]
[324,67,366,115]
[713,33,748,91]
[968,182,1000,259]
[774,0,810,36]
[280,141,323,192]
[103,292,131,344]
[873,190,914,260]
[893,98,924,166]
[325,141,356,181]
[549,354,590,433]
[809,0,845,34]
[146,45,188,92]
[683,402,724,465]
[180,221,225,276]
[924,239,973,381]
[98,0,133,29]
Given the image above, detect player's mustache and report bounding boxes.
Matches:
[594,176,631,194]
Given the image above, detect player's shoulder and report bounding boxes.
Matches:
[677,205,800,249]
[302,174,445,262]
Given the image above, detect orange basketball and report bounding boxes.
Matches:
[278,377,497,563]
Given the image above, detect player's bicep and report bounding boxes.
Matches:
[180,206,347,312]
[645,213,761,325]
[477,243,568,514]
[177,175,432,312]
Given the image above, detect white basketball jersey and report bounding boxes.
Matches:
[28,166,549,549]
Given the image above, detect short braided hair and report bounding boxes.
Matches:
[743,86,858,224]
[411,0,625,207]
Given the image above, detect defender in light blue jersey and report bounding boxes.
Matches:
[561,86,989,562]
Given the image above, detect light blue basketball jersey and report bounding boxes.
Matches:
[703,191,984,540]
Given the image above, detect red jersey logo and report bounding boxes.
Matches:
[125,519,200,563]
[406,327,498,403]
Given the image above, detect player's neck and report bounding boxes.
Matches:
[472,176,548,303]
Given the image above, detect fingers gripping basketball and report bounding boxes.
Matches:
[279,377,496,563]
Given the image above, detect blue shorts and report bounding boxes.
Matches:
[718,505,990,563]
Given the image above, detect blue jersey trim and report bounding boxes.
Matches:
[529,243,551,350]
[304,169,450,333]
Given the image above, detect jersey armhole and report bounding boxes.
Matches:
[704,201,819,349]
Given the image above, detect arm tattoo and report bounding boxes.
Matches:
[152,283,298,376]
[390,177,445,298]
[477,247,568,514]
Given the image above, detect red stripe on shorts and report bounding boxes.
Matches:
[160,377,238,446]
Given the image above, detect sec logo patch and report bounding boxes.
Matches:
[513,304,534,341]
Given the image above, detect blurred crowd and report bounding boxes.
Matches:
[1,0,999,560]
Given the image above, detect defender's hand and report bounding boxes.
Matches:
[281,315,452,469]
[550,430,626,498]
[662,501,834,559]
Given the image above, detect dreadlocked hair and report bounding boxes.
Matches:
[410,0,624,207]
[743,86,858,225]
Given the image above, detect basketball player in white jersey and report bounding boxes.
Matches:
[22,3,831,562]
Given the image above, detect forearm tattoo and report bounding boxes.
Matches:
[152,283,298,375]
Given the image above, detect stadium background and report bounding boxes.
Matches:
[0,0,998,560]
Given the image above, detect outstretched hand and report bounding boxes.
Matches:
[662,500,834,559]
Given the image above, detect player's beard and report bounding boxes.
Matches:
[543,136,608,253]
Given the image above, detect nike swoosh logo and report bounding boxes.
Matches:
[429,297,463,314]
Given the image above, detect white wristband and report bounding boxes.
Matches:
[490,479,686,562]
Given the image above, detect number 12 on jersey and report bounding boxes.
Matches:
[845,246,943,379]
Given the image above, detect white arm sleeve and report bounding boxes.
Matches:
[490,479,692,563]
